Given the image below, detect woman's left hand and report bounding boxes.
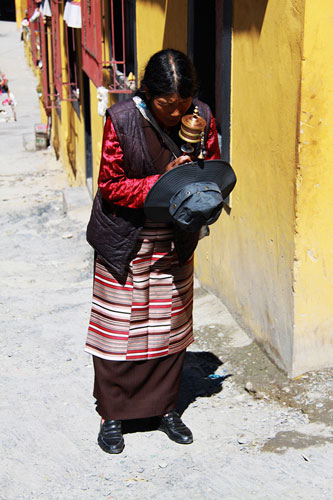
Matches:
[165,155,192,172]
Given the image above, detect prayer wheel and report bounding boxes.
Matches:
[179,106,207,158]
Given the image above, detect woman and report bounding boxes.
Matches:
[85,49,221,454]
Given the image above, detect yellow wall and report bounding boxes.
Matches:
[292,1,333,375]
[65,103,85,185]
[195,0,305,374]
[15,0,27,27]
[90,82,114,193]
[136,0,188,81]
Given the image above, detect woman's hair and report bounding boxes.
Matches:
[139,49,197,100]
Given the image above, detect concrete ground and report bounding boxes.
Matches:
[0,21,332,500]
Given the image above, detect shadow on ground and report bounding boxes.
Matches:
[121,351,229,435]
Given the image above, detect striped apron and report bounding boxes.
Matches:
[85,221,194,361]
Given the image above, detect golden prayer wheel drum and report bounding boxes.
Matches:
[179,107,206,143]
[179,106,207,157]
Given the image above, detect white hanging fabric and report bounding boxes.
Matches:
[41,0,52,17]
[63,0,82,29]
[29,8,40,23]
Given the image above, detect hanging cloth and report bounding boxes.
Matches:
[40,0,52,17]
[63,0,82,29]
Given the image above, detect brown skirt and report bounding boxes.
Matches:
[93,350,186,420]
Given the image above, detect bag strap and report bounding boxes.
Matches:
[133,96,182,159]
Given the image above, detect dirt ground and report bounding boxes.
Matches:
[0,21,332,500]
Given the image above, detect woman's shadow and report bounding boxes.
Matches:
[176,350,228,415]
[122,351,230,434]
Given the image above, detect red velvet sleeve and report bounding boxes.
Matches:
[205,114,221,160]
[98,116,160,209]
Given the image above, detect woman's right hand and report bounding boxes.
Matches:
[165,155,192,172]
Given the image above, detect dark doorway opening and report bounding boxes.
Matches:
[0,0,16,21]
[188,0,216,116]
[82,71,92,195]
[188,0,232,162]
[65,26,81,117]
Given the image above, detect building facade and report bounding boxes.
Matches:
[17,0,333,377]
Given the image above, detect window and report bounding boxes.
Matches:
[105,0,136,93]
[82,0,136,93]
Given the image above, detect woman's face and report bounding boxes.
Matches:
[150,92,192,128]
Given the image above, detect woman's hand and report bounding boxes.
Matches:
[165,155,192,172]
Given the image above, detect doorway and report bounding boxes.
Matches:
[82,71,93,196]
[188,0,232,162]
[0,0,16,21]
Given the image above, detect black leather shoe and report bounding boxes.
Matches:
[158,410,193,444]
[98,420,125,454]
